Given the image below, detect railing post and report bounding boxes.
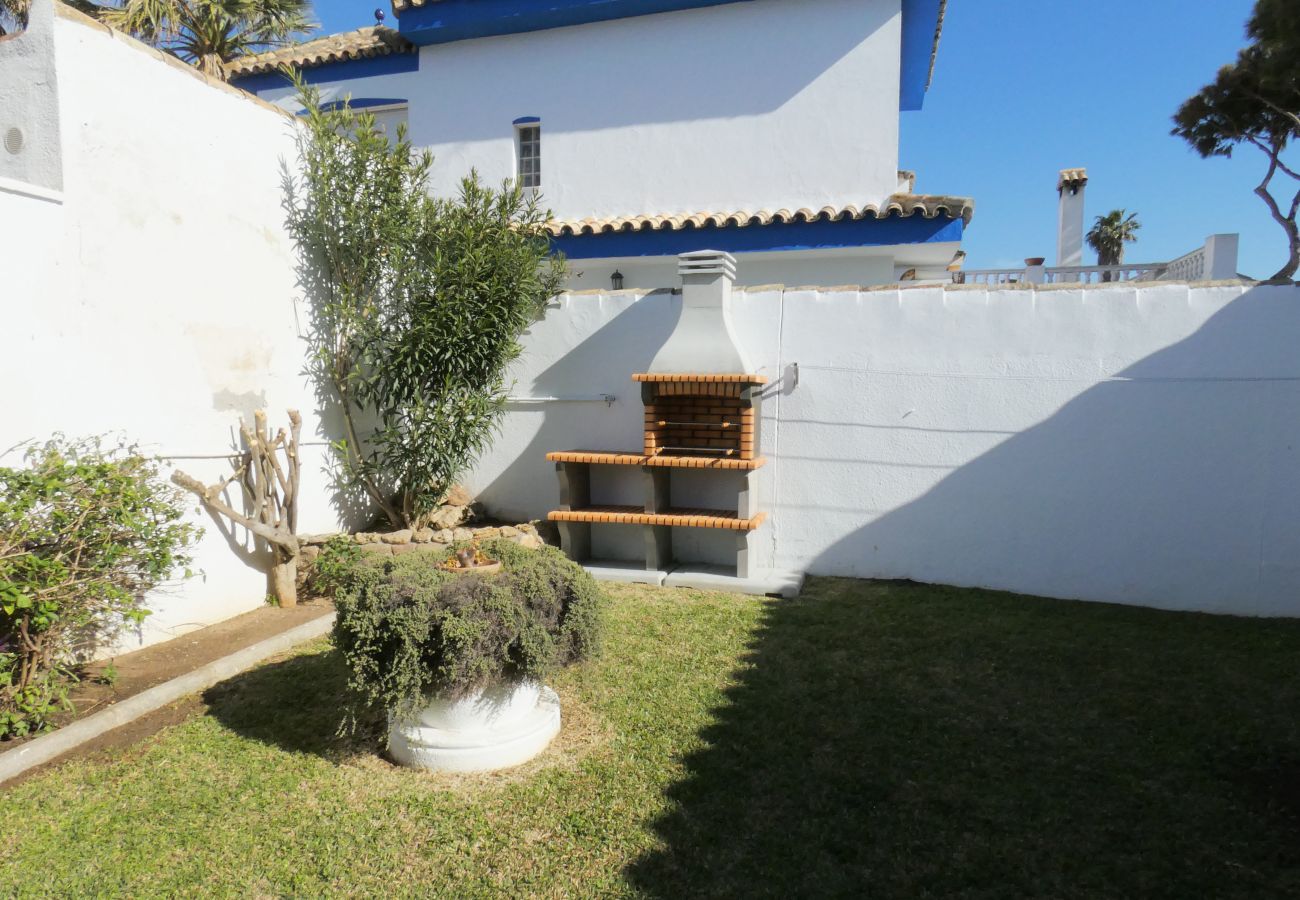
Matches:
[1203,234,1239,280]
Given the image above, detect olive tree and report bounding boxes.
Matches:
[284,83,566,529]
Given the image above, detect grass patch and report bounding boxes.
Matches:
[2,578,1300,897]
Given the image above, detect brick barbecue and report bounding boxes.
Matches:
[546,251,768,578]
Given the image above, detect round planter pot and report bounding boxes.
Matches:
[388,679,561,773]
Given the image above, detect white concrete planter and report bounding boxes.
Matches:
[387,679,561,773]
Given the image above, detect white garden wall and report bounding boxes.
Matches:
[469,279,1300,617]
[0,5,342,653]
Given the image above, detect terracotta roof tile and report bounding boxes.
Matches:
[547,193,974,237]
[226,26,415,77]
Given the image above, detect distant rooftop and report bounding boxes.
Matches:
[225,26,415,78]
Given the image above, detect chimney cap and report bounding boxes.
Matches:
[677,249,737,279]
[1058,167,1088,191]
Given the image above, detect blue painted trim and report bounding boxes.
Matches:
[314,97,408,112]
[398,0,753,46]
[551,215,963,260]
[230,52,419,93]
[513,116,541,125]
[899,0,941,111]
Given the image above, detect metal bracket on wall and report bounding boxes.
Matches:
[506,394,616,407]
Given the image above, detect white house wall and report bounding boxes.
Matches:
[0,7,342,654]
[255,0,904,220]
[469,281,1300,617]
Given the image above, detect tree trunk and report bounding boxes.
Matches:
[1268,214,1300,282]
[1252,145,1300,282]
[270,555,298,607]
[173,409,304,609]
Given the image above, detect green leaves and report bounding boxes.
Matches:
[329,539,603,721]
[285,84,566,528]
[1085,209,1141,267]
[1171,0,1300,280]
[0,435,198,737]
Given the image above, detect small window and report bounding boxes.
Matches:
[517,122,541,190]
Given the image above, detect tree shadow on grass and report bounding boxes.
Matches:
[203,646,381,760]
[625,578,1300,899]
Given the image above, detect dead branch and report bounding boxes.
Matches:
[172,409,303,606]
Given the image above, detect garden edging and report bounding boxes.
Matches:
[0,611,336,787]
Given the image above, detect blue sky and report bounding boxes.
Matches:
[310,1,1290,277]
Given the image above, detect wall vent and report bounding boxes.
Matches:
[3,127,23,155]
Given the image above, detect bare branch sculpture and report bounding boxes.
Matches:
[172,410,303,606]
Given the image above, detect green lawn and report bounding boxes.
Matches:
[3,578,1300,897]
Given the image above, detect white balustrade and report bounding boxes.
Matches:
[946,235,1239,287]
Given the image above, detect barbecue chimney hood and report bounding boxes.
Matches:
[648,250,752,375]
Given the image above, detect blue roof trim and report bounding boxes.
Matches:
[899,0,941,111]
[551,214,963,260]
[313,98,409,112]
[230,52,419,93]
[397,0,754,46]
[513,116,541,125]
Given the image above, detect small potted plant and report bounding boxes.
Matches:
[324,538,602,773]
[443,541,502,575]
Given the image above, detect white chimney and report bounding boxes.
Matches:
[648,250,752,375]
[1056,167,1087,266]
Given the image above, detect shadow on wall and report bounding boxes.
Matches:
[471,291,678,522]
[281,159,394,535]
[796,284,1300,615]
[625,577,1300,897]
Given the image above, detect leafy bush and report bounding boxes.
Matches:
[284,83,567,529]
[329,539,603,721]
[0,437,197,738]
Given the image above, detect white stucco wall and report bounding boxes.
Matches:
[253,0,904,220]
[0,6,342,654]
[468,280,1300,617]
[0,0,62,190]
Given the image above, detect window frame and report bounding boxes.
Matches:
[514,117,541,192]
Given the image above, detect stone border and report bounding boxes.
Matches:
[0,612,335,787]
[298,521,548,565]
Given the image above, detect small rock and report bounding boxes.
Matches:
[433,529,454,544]
[359,543,393,556]
[300,532,340,546]
[382,529,414,545]
[452,528,473,542]
[413,528,435,543]
[473,527,501,540]
[355,532,380,544]
[511,533,544,550]
[517,523,538,536]
[301,545,321,564]
[428,505,468,530]
[499,525,520,538]
[444,484,473,507]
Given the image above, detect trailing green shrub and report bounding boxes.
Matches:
[330,540,603,721]
[0,437,197,738]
